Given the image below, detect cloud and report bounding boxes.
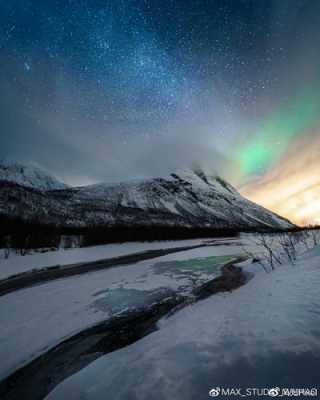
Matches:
[0,47,237,186]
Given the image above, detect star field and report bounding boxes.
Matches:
[1,0,320,187]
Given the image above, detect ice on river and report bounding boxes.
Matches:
[46,246,320,400]
[0,245,237,380]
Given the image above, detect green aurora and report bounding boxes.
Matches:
[239,90,320,177]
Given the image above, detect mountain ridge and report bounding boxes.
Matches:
[0,162,293,232]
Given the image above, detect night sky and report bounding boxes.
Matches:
[1,1,320,223]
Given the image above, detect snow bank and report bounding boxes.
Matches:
[47,246,320,399]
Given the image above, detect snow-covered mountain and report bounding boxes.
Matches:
[0,165,293,231]
[0,161,67,191]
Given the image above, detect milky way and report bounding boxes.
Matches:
[1,1,320,223]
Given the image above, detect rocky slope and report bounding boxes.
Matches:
[0,163,293,231]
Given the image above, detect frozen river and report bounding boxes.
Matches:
[0,240,242,384]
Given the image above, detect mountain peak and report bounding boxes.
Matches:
[0,161,67,191]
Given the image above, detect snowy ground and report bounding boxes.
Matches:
[2,232,320,399]
[45,246,320,400]
[0,238,221,280]
[0,244,241,381]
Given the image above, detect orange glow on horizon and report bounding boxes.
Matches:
[239,131,320,226]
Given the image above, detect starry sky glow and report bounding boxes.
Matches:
[1,0,320,224]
